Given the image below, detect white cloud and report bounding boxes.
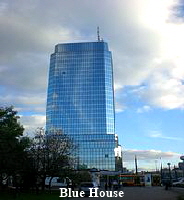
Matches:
[1,94,45,105]
[124,149,180,161]
[19,115,46,136]
[148,131,183,141]
[123,149,181,170]
[115,102,126,113]
[0,93,46,114]
[112,0,184,110]
[137,105,151,113]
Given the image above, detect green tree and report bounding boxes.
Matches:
[72,170,92,186]
[0,106,26,187]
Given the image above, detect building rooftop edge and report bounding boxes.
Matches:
[54,41,109,53]
[56,40,106,46]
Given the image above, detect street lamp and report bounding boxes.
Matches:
[167,163,172,184]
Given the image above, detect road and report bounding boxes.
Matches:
[68,186,184,200]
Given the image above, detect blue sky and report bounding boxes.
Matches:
[0,0,184,170]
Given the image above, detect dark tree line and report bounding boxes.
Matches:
[0,106,25,188]
[0,106,75,192]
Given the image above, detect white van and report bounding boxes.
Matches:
[45,177,69,188]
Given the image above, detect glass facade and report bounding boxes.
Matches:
[46,41,116,170]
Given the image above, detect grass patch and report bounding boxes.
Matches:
[0,191,62,200]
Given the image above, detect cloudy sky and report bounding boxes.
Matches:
[0,0,184,170]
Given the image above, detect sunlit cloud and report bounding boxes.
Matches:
[148,131,183,141]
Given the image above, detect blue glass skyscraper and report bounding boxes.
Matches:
[46,40,117,170]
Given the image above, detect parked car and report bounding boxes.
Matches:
[173,178,184,187]
[79,182,98,196]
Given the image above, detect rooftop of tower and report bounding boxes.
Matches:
[55,41,109,53]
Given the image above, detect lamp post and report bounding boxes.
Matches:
[167,163,171,185]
